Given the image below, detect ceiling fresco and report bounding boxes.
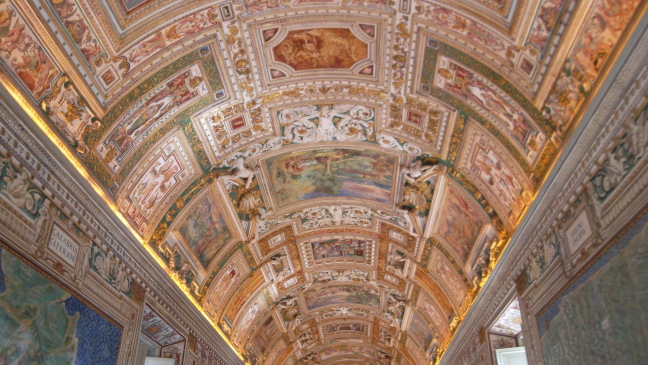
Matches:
[0,0,645,363]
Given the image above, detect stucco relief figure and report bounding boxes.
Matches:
[3,168,42,215]
[300,352,318,365]
[297,332,314,348]
[91,247,131,295]
[387,251,407,277]
[35,199,53,256]
[274,294,298,310]
[221,157,258,190]
[330,205,343,225]
[402,160,440,185]
[268,254,291,281]
[379,329,394,346]
[237,189,264,240]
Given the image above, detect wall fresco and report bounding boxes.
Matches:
[121,8,215,73]
[0,247,121,364]
[251,316,278,355]
[319,345,373,361]
[408,310,435,351]
[571,0,642,82]
[526,0,567,53]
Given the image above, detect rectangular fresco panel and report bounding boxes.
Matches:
[0,247,122,364]
[434,56,543,161]
[311,238,367,261]
[0,0,60,99]
[48,0,103,64]
[176,192,233,268]
[273,28,368,71]
[537,214,648,364]
[319,345,373,361]
[266,148,395,207]
[97,64,208,173]
[408,310,434,350]
[304,285,380,310]
[121,9,214,70]
[437,183,485,262]
[326,322,365,334]
[470,144,524,217]
[125,153,184,229]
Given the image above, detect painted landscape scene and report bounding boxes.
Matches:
[266,148,395,207]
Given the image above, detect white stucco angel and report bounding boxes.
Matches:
[329,205,343,225]
[402,159,440,185]
[275,294,298,310]
[220,157,258,189]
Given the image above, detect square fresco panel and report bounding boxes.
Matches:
[265,148,396,207]
[436,182,486,262]
[0,247,122,364]
[311,238,367,261]
[304,285,380,310]
[537,214,648,364]
[176,191,233,268]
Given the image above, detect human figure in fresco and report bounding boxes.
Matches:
[131,158,179,218]
[110,72,201,152]
[164,12,206,41]
[129,30,166,63]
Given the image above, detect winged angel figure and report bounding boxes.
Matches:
[280,104,374,143]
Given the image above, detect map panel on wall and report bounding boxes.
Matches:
[0,246,122,364]
[537,214,648,364]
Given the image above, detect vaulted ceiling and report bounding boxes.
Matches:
[0,0,644,363]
